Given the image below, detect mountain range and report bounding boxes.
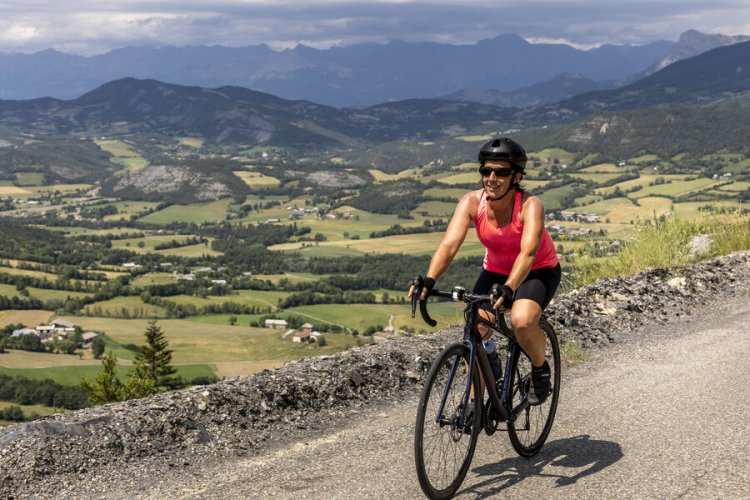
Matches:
[3,37,750,147]
[0,34,674,107]
[0,35,748,168]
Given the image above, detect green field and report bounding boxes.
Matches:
[534,148,577,166]
[629,178,721,198]
[139,199,233,225]
[54,316,359,370]
[423,187,466,199]
[579,163,625,173]
[281,301,465,333]
[0,310,54,328]
[569,172,626,184]
[253,273,328,284]
[167,289,287,310]
[672,200,746,218]
[14,172,45,186]
[411,200,457,217]
[0,362,216,386]
[102,201,162,221]
[131,272,176,286]
[270,230,485,257]
[233,170,282,189]
[0,265,58,281]
[538,184,580,212]
[83,296,167,318]
[95,139,148,170]
[581,196,673,223]
[110,234,222,257]
[27,287,94,302]
[0,401,58,425]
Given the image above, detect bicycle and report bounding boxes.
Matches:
[410,277,561,499]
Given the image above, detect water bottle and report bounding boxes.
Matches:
[483,339,502,380]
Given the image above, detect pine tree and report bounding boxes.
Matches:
[135,320,178,390]
[81,350,125,405]
[124,361,157,399]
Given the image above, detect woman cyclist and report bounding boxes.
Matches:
[410,137,560,405]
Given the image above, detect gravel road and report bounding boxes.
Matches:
[71,292,750,499]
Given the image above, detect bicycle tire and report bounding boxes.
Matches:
[414,343,481,499]
[507,319,561,457]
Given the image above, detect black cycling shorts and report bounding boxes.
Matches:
[472,263,561,310]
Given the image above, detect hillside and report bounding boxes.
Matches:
[516,106,750,160]
[441,73,619,108]
[528,40,750,123]
[0,78,517,147]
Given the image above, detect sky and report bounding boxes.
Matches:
[1,0,749,56]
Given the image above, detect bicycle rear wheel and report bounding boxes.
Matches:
[507,319,560,457]
[414,343,481,499]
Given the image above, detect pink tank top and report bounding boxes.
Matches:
[475,191,559,275]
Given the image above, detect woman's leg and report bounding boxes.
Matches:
[509,298,544,367]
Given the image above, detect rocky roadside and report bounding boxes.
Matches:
[1,251,749,498]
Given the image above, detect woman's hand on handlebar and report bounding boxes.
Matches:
[490,283,515,311]
[408,275,435,300]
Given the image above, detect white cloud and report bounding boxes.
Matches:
[0,24,42,44]
[0,1,748,54]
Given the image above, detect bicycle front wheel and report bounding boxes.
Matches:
[507,319,561,457]
[414,343,481,499]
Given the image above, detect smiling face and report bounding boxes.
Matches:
[480,160,521,199]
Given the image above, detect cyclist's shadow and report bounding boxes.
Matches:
[462,434,623,496]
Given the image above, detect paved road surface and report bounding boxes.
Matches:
[80,296,750,499]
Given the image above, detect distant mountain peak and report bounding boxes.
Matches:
[655,29,750,70]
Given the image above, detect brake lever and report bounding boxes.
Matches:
[410,276,422,318]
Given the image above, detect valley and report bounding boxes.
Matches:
[0,37,748,423]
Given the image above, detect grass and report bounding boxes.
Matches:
[83,296,167,318]
[269,230,485,257]
[534,148,577,166]
[102,201,161,221]
[0,362,216,387]
[410,200,457,218]
[629,178,721,198]
[177,137,205,149]
[0,265,58,280]
[0,186,31,195]
[538,184,580,212]
[579,163,623,173]
[110,234,222,257]
[15,172,45,186]
[139,199,232,225]
[560,339,590,365]
[0,401,59,425]
[233,170,281,189]
[0,310,54,328]
[96,139,148,170]
[568,214,750,287]
[53,315,362,370]
[280,301,466,334]
[27,287,94,302]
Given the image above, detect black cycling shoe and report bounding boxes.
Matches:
[462,402,481,434]
[527,360,551,406]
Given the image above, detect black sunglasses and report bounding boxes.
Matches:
[479,166,514,177]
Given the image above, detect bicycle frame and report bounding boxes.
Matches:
[453,301,530,428]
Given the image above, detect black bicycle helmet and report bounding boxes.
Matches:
[478,137,527,172]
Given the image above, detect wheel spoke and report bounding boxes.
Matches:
[415,344,480,498]
[507,320,560,457]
